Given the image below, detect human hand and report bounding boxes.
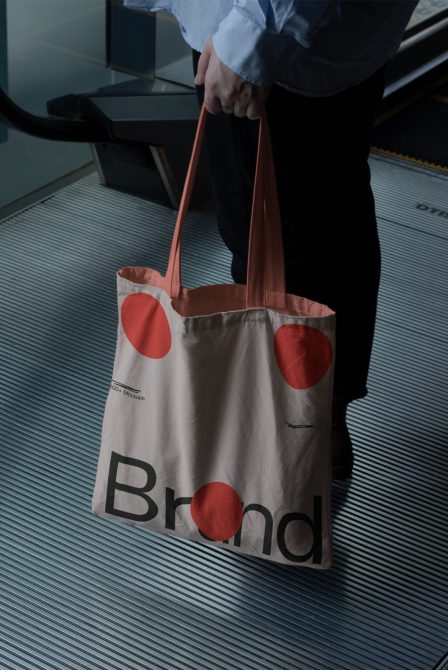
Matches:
[194,37,271,120]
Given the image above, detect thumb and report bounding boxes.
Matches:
[194,49,211,86]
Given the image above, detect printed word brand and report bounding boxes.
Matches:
[105,452,323,564]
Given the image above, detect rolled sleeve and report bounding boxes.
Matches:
[212,7,298,87]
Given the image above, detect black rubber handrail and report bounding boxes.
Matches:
[0,86,112,143]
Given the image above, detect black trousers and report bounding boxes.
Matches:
[192,49,387,404]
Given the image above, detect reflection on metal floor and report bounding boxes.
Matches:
[0,154,447,670]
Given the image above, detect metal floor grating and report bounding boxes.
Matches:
[0,154,447,670]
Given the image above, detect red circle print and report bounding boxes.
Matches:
[121,293,171,358]
[274,324,332,389]
[190,482,243,542]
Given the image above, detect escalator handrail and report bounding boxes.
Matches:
[0,86,112,143]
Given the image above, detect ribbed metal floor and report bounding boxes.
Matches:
[0,154,447,670]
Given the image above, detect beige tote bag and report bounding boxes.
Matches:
[92,103,336,567]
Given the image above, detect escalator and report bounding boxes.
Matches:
[1,2,448,212]
[371,5,448,172]
[0,4,447,670]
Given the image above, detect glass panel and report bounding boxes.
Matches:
[155,11,194,88]
[0,0,436,216]
[0,0,152,213]
[0,0,6,145]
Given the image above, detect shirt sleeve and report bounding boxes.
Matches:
[212,0,335,86]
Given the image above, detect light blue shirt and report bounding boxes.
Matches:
[124,1,420,96]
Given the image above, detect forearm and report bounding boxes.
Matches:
[213,1,335,86]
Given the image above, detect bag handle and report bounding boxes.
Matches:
[162,102,286,310]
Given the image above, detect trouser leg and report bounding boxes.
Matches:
[192,49,386,403]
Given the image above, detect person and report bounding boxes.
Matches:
[124,0,419,479]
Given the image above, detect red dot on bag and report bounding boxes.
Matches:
[190,482,243,541]
[121,293,171,358]
[274,324,332,389]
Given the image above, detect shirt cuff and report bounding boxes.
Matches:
[212,7,300,87]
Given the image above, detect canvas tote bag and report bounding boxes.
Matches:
[92,102,336,568]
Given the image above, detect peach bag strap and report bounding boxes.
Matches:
[162,102,286,310]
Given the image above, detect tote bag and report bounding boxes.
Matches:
[92,103,336,568]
